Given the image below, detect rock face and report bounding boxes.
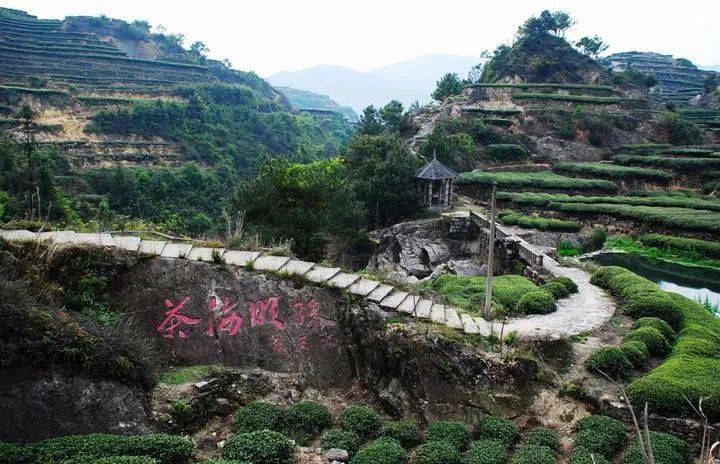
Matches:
[533,136,606,163]
[368,218,482,278]
[113,257,358,389]
[0,368,151,443]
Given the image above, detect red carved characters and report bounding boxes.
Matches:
[249,296,285,329]
[157,295,200,338]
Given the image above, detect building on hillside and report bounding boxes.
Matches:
[416,154,457,207]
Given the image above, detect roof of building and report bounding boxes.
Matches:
[416,155,457,180]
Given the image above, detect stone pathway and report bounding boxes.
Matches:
[0,226,616,340]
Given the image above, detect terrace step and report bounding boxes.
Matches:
[430,304,446,323]
[252,255,290,272]
[347,278,380,297]
[304,266,340,284]
[380,291,410,310]
[367,284,394,302]
[223,250,259,267]
[327,272,360,289]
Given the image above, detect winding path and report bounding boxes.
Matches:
[0,224,615,340]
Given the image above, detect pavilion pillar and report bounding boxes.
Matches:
[428,181,433,206]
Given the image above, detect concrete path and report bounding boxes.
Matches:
[0,226,615,340]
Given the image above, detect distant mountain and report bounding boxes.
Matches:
[276,86,358,122]
[268,54,481,112]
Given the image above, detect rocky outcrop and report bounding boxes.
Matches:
[0,368,151,443]
[368,218,482,278]
[533,136,606,163]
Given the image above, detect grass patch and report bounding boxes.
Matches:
[457,171,618,193]
[551,162,672,184]
[605,236,720,270]
[160,365,227,385]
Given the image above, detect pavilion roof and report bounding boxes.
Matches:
[416,156,457,180]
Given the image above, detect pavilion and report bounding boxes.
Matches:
[415,154,457,207]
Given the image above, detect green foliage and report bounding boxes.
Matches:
[511,444,556,464]
[639,233,720,260]
[613,154,720,171]
[575,36,608,59]
[236,157,368,261]
[377,420,421,448]
[339,405,381,438]
[462,440,508,464]
[419,121,476,171]
[350,437,408,464]
[426,421,471,450]
[282,400,333,442]
[550,276,578,294]
[476,416,518,448]
[658,113,704,146]
[573,415,626,459]
[619,341,649,368]
[233,401,283,433]
[552,162,671,183]
[432,73,464,102]
[357,101,408,135]
[633,317,676,343]
[624,327,671,356]
[427,274,542,314]
[557,241,583,257]
[0,442,33,464]
[413,441,462,464]
[585,346,633,378]
[481,144,528,161]
[499,211,581,232]
[469,83,613,91]
[456,171,618,194]
[543,281,570,299]
[321,428,362,455]
[222,430,294,464]
[582,227,606,253]
[61,457,158,464]
[524,427,559,452]
[611,67,657,88]
[516,290,557,315]
[160,365,226,385]
[620,431,692,464]
[345,133,422,228]
[30,433,193,464]
[513,93,621,104]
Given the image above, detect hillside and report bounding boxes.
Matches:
[0,7,354,235]
[605,51,719,108]
[269,53,480,112]
[276,86,358,121]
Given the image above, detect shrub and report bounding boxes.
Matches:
[512,93,621,104]
[621,295,684,330]
[476,416,518,448]
[570,447,611,464]
[633,317,676,343]
[321,428,362,455]
[30,434,193,464]
[0,442,33,464]
[455,171,618,194]
[582,227,606,253]
[620,431,692,464]
[413,441,462,464]
[350,437,408,464]
[339,405,381,438]
[511,444,556,464]
[462,440,508,464]
[234,401,283,433]
[585,347,634,378]
[619,341,649,368]
[283,400,332,441]
[614,154,719,171]
[542,281,569,299]
[222,430,294,464]
[624,327,671,356]
[524,427,559,452]
[62,457,158,464]
[426,421,471,450]
[552,162,672,183]
[516,290,557,315]
[427,274,540,312]
[499,212,581,232]
[482,144,528,161]
[640,233,720,260]
[573,415,626,459]
[550,276,578,294]
[378,420,422,448]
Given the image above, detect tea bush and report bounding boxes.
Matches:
[61,457,158,464]
[542,281,570,299]
[585,347,633,378]
[282,401,332,441]
[639,233,720,260]
[633,317,676,343]
[552,162,672,183]
[619,341,649,368]
[378,420,422,448]
[624,327,671,356]
[524,427,559,452]
[549,276,578,294]
[456,171,618,194]
[510,444,556,464]
[513,93,621,104]
[339,405,381,438]
[233,401,283,433]
[426,274,541,313]
[222,430,293,464]
[462,439,508,464]
[620,431,692,464]
[573,415,626,459]
[476,416,518,448]
[413,441,462,464]
[426,421,471,450]
[516,290,557,315]
[482,144,528,161]
[0,442,34,464]
[321,428,362,455]
[499,211,581,232]
[570,448,611,464]
[614,154,720,171]
[350,437,408,464]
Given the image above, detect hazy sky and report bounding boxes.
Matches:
[4,0,719,76]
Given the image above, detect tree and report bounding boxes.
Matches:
[432,73,464,102]
[704,74,719,93]
[575,36,609,59]
[345,133,422,228]
[189,41,209,62]
[358,105,383,135]
[519,10,573,38]
[379,100,404,133]
[235,157,367,260]
[551,11,575,37]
